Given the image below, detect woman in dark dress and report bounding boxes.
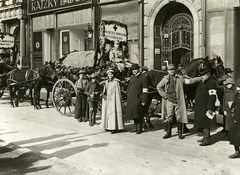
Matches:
[228,79,240,159]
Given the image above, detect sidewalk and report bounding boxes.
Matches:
[0,140,91,175]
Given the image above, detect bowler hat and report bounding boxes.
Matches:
[225,68,233,74]
[235,79,240,87]
[167,64,175,70]
[223,78,234,85]
[131,63,140,70]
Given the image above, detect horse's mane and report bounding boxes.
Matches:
[183,58,203,76]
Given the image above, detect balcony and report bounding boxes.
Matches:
[0,0,27,21]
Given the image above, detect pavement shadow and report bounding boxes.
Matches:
[0,151,52,174]
[49,142,109,159]
[0,131,19,135]
[13,133,79,145]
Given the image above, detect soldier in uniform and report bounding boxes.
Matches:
[125,63,149,134]
[194,64,217,146]
[85,73,102,126]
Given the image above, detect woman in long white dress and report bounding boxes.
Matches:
[101,68,124,134]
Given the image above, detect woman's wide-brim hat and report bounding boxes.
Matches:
[79,70,86,74]
[106,68,114,74]
[223,78,234,85]
[131,63,140,70]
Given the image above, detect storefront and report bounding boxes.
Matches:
[28,0,96,68]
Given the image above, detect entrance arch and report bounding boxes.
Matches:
[147,0,200,69]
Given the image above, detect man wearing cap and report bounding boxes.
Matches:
[125,63,149,134]
[75,70,88,122]
[194,64,218,146]
[157,64,202,139]
[85,73,102,126]
[109,40,126,63]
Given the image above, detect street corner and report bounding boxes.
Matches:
[0,140,91,175]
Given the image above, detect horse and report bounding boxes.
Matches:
[7,68,37,107]
[143,57,207,129]
[33,62,58,109]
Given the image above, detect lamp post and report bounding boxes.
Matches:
[84,23,93,51]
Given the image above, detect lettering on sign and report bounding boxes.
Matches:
[104,24,127,42]
[28,0,91,14]
[0,33,15,49]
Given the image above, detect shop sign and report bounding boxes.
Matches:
[33,32,43,68]
[104,24,127,42]
[62,31,69,56]
[0,33,15,49]
[28,0,91,15]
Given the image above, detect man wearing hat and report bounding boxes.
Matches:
[157,64,202,140]
[194,64,218,146]
[75,70,88,122]
[85,73,102,126]
[125,63,149,134]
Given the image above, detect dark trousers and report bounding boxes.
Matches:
[75,93,87,120]
[88,101,98,125]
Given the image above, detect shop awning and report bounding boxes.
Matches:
[62,51,95,68]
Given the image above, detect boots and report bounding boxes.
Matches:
[178,122,185,139]
[89,111,93,126]
[136,122,143,134]
[199,137,211,146]
[228,151,240,159]
[163,122,172,139]
[130,124,137,133]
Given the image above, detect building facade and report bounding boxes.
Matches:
[0,0,28,67]
[2,0,239,79]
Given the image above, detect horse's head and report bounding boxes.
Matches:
[183,58,205,77]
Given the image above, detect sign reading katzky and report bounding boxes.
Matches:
[28,0,91,15]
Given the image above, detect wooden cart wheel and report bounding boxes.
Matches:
[52,79,77,116]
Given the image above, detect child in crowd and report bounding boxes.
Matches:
[85,73,102,126]
[75,70,88,122]
[222,78,238,136]
[228,79,240,158]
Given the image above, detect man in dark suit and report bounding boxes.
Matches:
[125,63,149,134]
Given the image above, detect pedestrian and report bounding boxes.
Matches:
[228,79,240,158]
[101,68,124,134]
[157,64,202,139]
[85,73,102,126]
[222,78,238,136]
[218,68,234,133]
[75,69,88,122]
[125,63,149,134]
[194,64,217,146]
[161,62,167,72]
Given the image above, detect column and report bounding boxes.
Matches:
[19,19,26,68]
[0,22,5,57]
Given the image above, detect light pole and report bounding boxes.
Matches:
[84,23,94,51]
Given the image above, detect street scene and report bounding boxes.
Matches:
[1,0,240,175]
[1,91,240,175]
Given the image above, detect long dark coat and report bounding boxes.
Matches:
[194,79,217,128]
[228,93,240,146]
[125,73,149,119]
